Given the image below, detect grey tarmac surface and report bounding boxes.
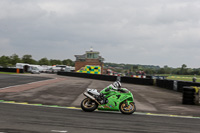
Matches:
[0,73,200,133]
[0,73,200,116]
[0,74,92,106]
[0,103,200,133]
[0,74,51,88]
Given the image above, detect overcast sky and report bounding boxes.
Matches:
[0,0,200,68]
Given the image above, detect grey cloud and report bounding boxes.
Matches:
[0,0,200,67]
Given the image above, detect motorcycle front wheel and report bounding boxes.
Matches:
[81,98,98,112]
[119,102,136,115]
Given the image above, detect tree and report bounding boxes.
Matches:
[172,68,181,75]
[163,65,172,74]
[158,68,165,74]
[186,68,193,75]
[49,59,62,65]
[181,64,187,75]
[10,54,22,65]
[62,59,74,66]
[181,64,187,69]
[0,55,11,67]
[144,68,156,75]
[38,58,50,65]
[22,55,37,64]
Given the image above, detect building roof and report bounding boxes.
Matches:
[74,54,86,59]
[85,51,100,54]
[75,48,104,62]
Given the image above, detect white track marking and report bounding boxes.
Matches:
[51,130,68,133]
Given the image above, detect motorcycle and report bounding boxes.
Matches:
[81,82,136,114]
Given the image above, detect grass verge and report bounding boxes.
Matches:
[0,72,31,74]
[157,74,200,82]
[0,72,18,74]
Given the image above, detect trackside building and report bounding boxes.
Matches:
[74,48,104,74]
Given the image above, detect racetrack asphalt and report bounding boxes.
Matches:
[1,73,200,133]
[0,73,200,116]
[0,74,51,88]
[0,102,200,133]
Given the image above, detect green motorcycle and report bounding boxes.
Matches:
[81,82,136,114]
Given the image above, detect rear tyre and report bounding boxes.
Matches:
[81,98,98,112]
[119,102,136,115]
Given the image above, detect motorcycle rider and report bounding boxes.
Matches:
[105,81,122,91]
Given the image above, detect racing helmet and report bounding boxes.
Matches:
[112,81,121,88]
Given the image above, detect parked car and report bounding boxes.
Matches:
[47,67,62,73]
[30,67,40,74]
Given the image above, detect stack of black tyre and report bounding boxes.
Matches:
[182,86,195,105]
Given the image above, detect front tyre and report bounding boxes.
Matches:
[81,98,98,112]
[120,102,136,115]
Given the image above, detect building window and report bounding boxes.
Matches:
[87,53,99,59]
[94,53,99,58]
[87,53,92,58]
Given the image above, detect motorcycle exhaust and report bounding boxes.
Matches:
[83,92,101,105]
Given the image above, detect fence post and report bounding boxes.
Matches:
[16,68,20,73]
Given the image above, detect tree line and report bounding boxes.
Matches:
[105,63,200,75]
[143,64,200,75]
[0,54,75,67]
[1,54,199,75]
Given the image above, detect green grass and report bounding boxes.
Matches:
[157,74,200,82]
[0,72,30,74]
[0,72,18,74]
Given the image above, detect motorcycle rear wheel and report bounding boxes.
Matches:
[120,102,136,115]
[81,98,98,112]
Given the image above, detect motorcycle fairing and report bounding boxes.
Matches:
[98,88,134,111]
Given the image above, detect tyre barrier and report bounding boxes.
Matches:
[58,72,117,81]
[182,86,200,105]
[57,72,200,95]
[177,81,200,92]
[121,76,154,85]
[156,79,174,90]
[57,72,154,85]
[156,79,200,92]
